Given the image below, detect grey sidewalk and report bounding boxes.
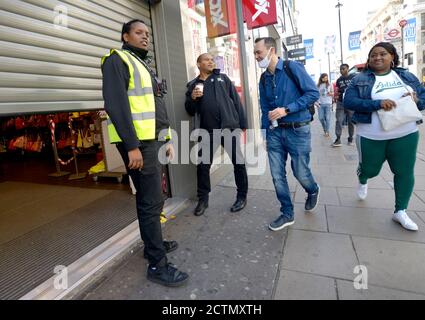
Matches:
[77,120,425,300]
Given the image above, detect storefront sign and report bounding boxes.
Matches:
[242,0,278,30]
[204,0,237,38]
[348,31,361,51]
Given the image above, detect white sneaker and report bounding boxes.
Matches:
[393,210,419,231]
[357,183,368,200]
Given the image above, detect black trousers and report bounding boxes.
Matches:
[197,131,248,202]
[117,141,165,266]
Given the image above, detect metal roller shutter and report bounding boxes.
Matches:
[0,0,155,116]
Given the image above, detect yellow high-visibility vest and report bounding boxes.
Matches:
[101,49,157,142]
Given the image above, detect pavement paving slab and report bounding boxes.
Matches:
[337,187,425,211]
[352,236,425,295]
[336,280,425,300]
[326,206,425,244]
[81,187,286,300]
[281,229,359,280]
[274,270,337,300]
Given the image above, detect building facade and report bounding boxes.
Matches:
[360,0,425,80]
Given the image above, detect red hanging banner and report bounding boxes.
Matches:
[204,0,237,38]
[242,0,278,30]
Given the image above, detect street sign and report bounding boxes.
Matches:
[288,47,306,59]
[348,31,361,51]
[324,35,336,54]
[399,19,408,28]
[286,35,303,46]
[388,28,400,38]
[304,39,314,59]
[405,18,417,42]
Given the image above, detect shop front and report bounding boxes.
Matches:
[0,0,178,299]
[0,0,161,189]
[0,0,279,299]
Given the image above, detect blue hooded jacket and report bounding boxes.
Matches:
[343,67,425,124]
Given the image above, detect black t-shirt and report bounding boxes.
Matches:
[336,74,355,102]
[196,77,221,131]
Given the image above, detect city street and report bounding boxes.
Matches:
[77,119,425,300]
[2,0,425,303]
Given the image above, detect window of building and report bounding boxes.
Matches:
[405,52,414,65]
[180,0,242,88]
[422,13,425,30]
[421,31,425,45]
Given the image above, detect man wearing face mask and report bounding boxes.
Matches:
[254,37,320,232]
[102,19,189,287]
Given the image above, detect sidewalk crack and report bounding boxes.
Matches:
[324,205,330,233]
[334,279,340,300]
[271,229,289,300]
[349,235,361,266]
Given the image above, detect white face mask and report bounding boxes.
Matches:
[258,48,273,69]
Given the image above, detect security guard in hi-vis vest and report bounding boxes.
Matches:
[102,19,188,287]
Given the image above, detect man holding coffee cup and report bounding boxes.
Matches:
[185,53,248,217]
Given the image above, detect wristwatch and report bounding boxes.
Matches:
[284,107,291,114]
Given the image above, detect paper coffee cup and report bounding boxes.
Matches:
[195,83,204,93]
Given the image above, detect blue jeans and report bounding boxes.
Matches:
[318,104,332,133]
[267,125,319,219]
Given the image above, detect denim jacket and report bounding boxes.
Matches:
[343,68,425,124]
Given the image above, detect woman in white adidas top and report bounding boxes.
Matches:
[344,42,425,231]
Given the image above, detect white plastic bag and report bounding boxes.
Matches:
[377,95,423,131]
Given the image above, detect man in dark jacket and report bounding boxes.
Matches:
[185,53,248,216]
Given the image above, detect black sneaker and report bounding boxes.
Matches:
[147,262,189,287]
[305,186,320,212]
[332,139,342,147]
[143,240,178,259]
[347,138,354,146]
[268,215,295,231]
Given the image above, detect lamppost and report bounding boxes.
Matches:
[336,1,343,64]
[399,19,408,68]
[318,58,322,75]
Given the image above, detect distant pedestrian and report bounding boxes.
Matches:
[317,73,333,137]
[254,37,320,232]
[333,64,355,147]
[344,42,425,231]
